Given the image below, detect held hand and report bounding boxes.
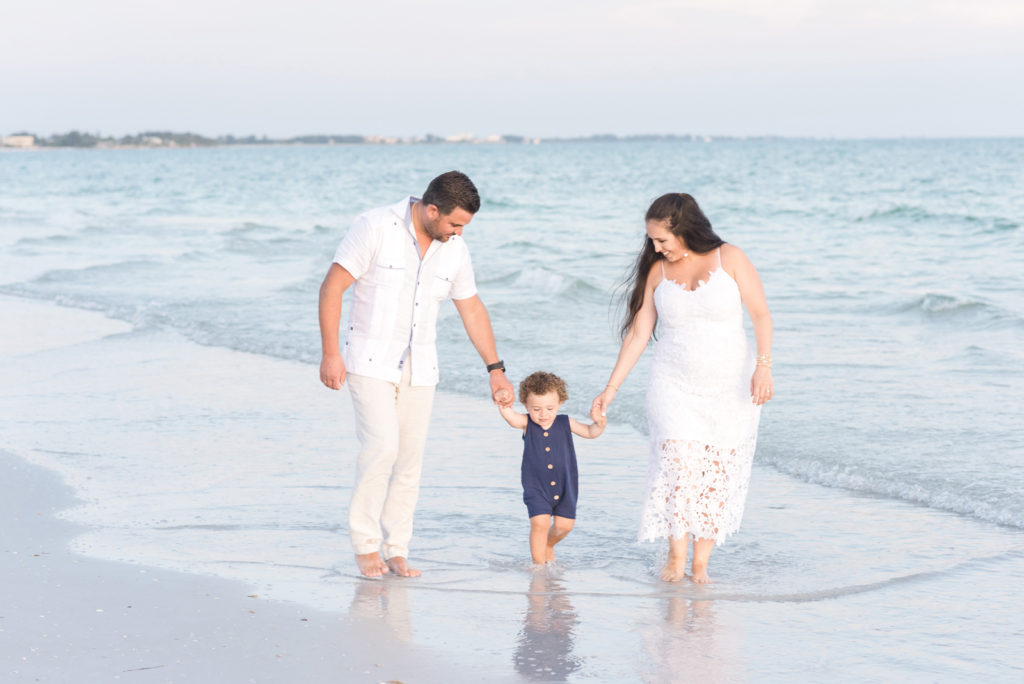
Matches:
[591,404,607,428]
[750,366,773,405]
[320,354,347,390]
[490,373,514,407]
[591,386,617,418]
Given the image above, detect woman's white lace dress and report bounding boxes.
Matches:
[639,252,761,545]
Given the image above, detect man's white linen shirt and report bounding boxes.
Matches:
[332,196,477,387]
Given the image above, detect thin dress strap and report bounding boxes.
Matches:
[660,259,666,277]
[717,247,723,268]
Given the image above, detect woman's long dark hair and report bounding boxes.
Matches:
[620,193,724,339]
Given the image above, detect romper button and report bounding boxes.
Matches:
[550,481,556,486]
[545,447,551,452]
[543,432,549,437]
[553,495,560,500]
[547,464,553,469]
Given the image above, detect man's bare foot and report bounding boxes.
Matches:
[690,562,711,584]
[355,552,389,578]
[659,557,687,582]
[385,556,421,578]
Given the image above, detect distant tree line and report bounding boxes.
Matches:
[6,130,761,149]
[17,131,373,148]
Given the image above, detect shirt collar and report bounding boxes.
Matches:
[389,195,418,237]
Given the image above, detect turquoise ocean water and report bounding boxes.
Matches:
[3,140,1022,528]
[2,140,1023,680]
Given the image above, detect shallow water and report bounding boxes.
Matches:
[2,311,1023,680]
[2,141,1024,680]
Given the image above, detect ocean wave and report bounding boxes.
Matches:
[888,293,1023,328]
[854,204,1017,233]
[855,204,939,223]
[225,221,284,236]
[760,455,1024,530]
[13,233,77,248]
[28,259,164,285]
[493,240,556,254]
[482,197,522,210]
[479,266,604,298]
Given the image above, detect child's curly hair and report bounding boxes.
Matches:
[518,371,569,405]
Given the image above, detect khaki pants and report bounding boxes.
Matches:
[346,364,435,560]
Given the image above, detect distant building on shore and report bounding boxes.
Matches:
[1,135,36,148]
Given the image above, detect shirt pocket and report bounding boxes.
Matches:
[371,262,405,289]
[431,274,453,301]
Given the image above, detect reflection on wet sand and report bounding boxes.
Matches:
[349,578,413,642]
[514,569,582,681]
[639,595,744,683]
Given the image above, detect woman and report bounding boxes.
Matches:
[592,193,773,583]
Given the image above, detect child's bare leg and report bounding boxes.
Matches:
[659,534,689,582]
[545,516,575,562]
[691,537,714,583]
[529,515,551,564]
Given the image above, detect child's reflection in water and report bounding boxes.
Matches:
[513,570,582,681]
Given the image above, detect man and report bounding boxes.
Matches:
[318,171,514,578]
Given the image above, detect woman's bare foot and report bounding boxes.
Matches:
[659,557,687,582]
[355,552,389,578]
[690,562,711,584]
[385,556,421,578]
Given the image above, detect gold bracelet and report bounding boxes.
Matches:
[756,354,772,368]
[606,383,618,391]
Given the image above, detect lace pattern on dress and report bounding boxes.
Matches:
[638,435,756,546]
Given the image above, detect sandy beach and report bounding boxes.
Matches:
[0,297,499,683]
[3,294,1024,682]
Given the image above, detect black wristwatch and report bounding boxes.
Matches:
[486,360,505,373]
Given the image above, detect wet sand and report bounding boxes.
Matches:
[3,295,1024,682]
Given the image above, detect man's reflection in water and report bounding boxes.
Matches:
[513,570,582,681]
[640,595,742,683]
[349,578,413,642]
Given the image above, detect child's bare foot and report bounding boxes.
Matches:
[385,556,421,578]
[690,562,711,584]
[659,557,687,582]
[545,546,556,563]
[355,552,389,578]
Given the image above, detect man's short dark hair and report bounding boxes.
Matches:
[421,171,480,216]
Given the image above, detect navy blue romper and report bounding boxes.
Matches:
[521,415,579,519]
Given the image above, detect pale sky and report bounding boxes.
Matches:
[3,0,1022,138]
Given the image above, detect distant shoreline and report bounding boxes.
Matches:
[2,132,1019,150]
[0,131,795,150]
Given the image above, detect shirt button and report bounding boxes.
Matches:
[547,464,553,469]
[545,447,551,452]
[550,481,556,486]
[543,432,549,437]
[553,495,560,500]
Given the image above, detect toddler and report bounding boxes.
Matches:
[499,371,606,564]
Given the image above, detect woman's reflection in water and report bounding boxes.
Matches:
[513,569,582,681]
[640,595,742,683]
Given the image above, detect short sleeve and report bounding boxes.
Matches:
[332,215,377,279]
[449,243,478,300]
